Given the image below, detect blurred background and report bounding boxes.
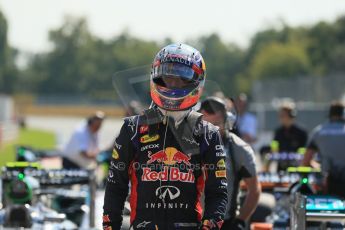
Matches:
[0,0,345,228]
[1,0,345,150]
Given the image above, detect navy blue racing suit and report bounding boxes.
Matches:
[103,109,228,230]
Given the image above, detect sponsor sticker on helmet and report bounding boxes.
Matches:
[140,134,160,143]
[161,54,192,66]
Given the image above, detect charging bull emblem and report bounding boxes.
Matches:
[147,147,191,166]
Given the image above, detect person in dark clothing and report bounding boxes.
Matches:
[103,44,228,230]
[273,102,308,171]
[200,97,260,230]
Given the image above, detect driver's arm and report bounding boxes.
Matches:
[302,142,320,168]
[302,148,316,167]
[202,129,228,229]
[302,126,320,168]
[77,132,98,158]
[233,134,260,222]
[237,176,261,221]
[80,151,97,159]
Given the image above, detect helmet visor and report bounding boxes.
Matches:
[152,63,203,82]
[155,84,195,98]
[153,75,199,98]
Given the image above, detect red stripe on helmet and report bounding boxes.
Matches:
[179,92,201,110]
[153,60,160,67]
[192,64,203,75]
[150,89,163,108]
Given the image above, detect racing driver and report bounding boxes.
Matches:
[103,44,228,230]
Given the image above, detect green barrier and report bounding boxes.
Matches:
[5,162,41,169]
[287,166,321,173]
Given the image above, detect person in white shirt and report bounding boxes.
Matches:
[235,93,257,144]
[62,111,105,169]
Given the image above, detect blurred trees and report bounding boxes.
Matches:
[302,16,345,75]
[0,8,344,98]
[22,17,159,98]
[196,34,245,96]
[249,42,311,80]
[0,10,17,94]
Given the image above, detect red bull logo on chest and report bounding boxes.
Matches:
[142,166,195,183]
[147,147,191,166]
[142,147,194,183]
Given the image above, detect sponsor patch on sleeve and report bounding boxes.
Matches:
[217,159,226,168]
[216,151,226,157]
[216,220,224,229]
[103,215,111,223]
[215,145,224,151]
[112,148,119,159]
[215,170,226,178]
[202,219,215,228]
